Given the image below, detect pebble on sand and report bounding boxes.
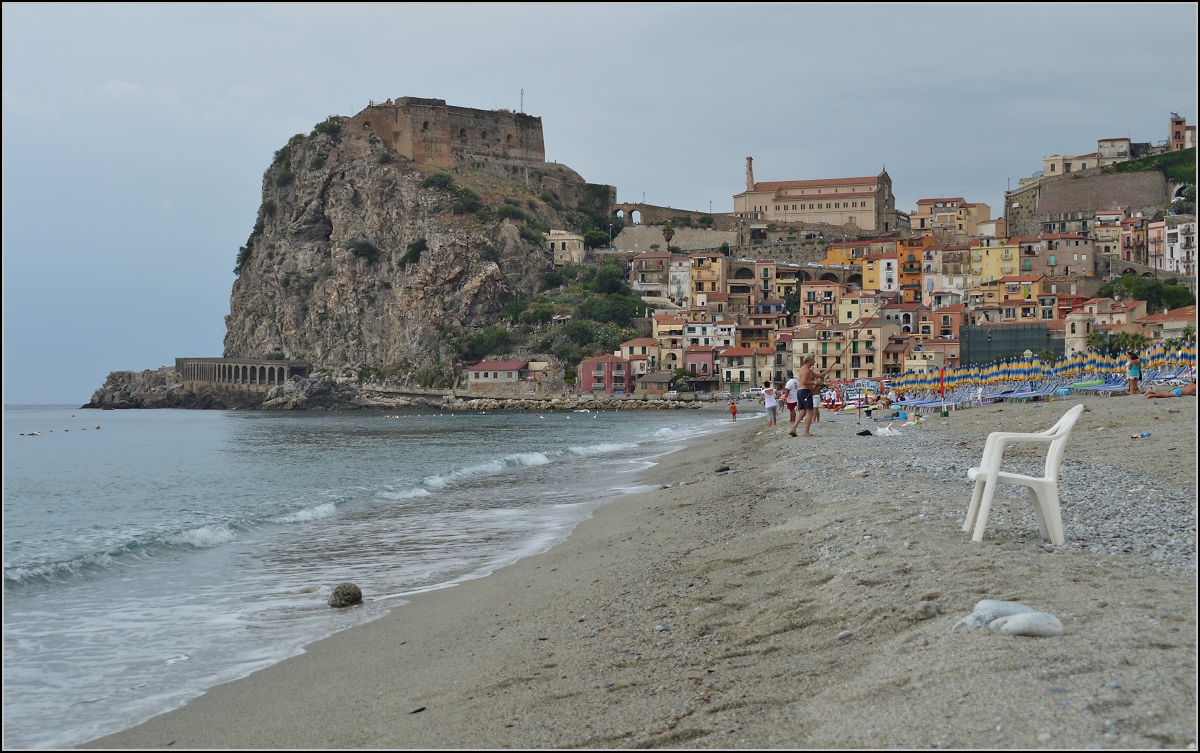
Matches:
[992,611,1064,637]
[974,599,1035,617]
[901,601,941,621]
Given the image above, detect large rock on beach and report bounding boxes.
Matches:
[953,599,1037,630]
[991,612,1065,637]
[328,582,363,608]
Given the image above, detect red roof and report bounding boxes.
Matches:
[719,347,757,357]
[620,338,660,347]
[1136,305,1197,324]
[581,355,630,364]
[745,175,880,193]
[915,197,965,205]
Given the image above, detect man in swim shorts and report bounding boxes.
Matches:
[1145,381,1196,398]
[794,354,831,437]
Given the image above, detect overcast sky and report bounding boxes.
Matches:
[3,3,1197,404]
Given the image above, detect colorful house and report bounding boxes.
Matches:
[718,347,758,393]
[578,355,632,396]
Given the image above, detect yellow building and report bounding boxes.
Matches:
[838,291,886,326]
[822,239,897,266]
[910,198,991,243]
[651,315,686,372]
[547,230,585,266]
[970,238,1015,286]
[688,252,726,302]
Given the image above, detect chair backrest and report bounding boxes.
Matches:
[1042,404,1086,481]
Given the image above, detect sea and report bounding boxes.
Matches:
[2,403,745,749]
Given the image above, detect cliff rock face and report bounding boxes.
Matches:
[84,370,231,409]
[223,122,573,380]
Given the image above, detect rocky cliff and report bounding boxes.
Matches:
[84,370,230,409]
[223,117,591,382]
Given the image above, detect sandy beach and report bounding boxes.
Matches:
[84,394,1197,749]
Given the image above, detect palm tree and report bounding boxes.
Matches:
[1112,331,1149,354]
[1182,323,1196,345]
[662,225,675,251]
[1086,331,1107,352]
[1038,349,1057,365]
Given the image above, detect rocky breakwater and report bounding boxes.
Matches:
[84,370,234,410]
[443,396,702,411]
[261,375,438,411]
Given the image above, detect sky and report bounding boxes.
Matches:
[3,3,1197,404]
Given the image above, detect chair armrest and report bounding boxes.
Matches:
[980,431,1056,468]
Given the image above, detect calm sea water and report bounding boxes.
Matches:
[2,404,745,748]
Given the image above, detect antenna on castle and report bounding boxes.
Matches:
[520,87,524,114]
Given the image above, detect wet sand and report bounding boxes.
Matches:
[84,394,1197,749]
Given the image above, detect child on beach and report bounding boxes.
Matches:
[760,381,778,426]
[728,398,738,421]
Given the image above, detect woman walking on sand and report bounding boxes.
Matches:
[760,381,779,427]
[1127,352,1142,395]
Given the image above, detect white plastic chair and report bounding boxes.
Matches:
[963,403,1085,545]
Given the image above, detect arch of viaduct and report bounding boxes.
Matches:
[724,257,862,287]
[175,358,310,394]
[610,203,740,232]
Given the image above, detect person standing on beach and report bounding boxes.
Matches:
[760,381,779,427]
[793,354,831,437]
[728,397,738,421]
[1127,353,1142,395]
[782,371,800,432]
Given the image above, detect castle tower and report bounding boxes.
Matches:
[746,156,755,191]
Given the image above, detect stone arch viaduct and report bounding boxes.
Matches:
[175,358,310,396]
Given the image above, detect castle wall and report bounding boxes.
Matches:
[346,97,545,169]
[1006,171,1167,237]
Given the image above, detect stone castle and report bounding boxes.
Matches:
[344,97,547,169]
[343,97,609,207]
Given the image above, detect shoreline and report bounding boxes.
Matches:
[83,396,1196,749]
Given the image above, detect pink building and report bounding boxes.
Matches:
[685,345,721,392]
[578,355,632,396]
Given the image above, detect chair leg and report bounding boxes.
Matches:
[972,480,999,542]
[1039,483,1065,545]
[1028,487,1049,540]
[964,480,986,533]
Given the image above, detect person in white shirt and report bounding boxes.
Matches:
[781,372,800,432]
[759,381,779,427]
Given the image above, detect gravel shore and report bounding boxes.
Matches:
[83,394,1197,749]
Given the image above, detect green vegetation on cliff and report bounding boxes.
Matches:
[1098,274,1195,314]
[1105,147,1195,186]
